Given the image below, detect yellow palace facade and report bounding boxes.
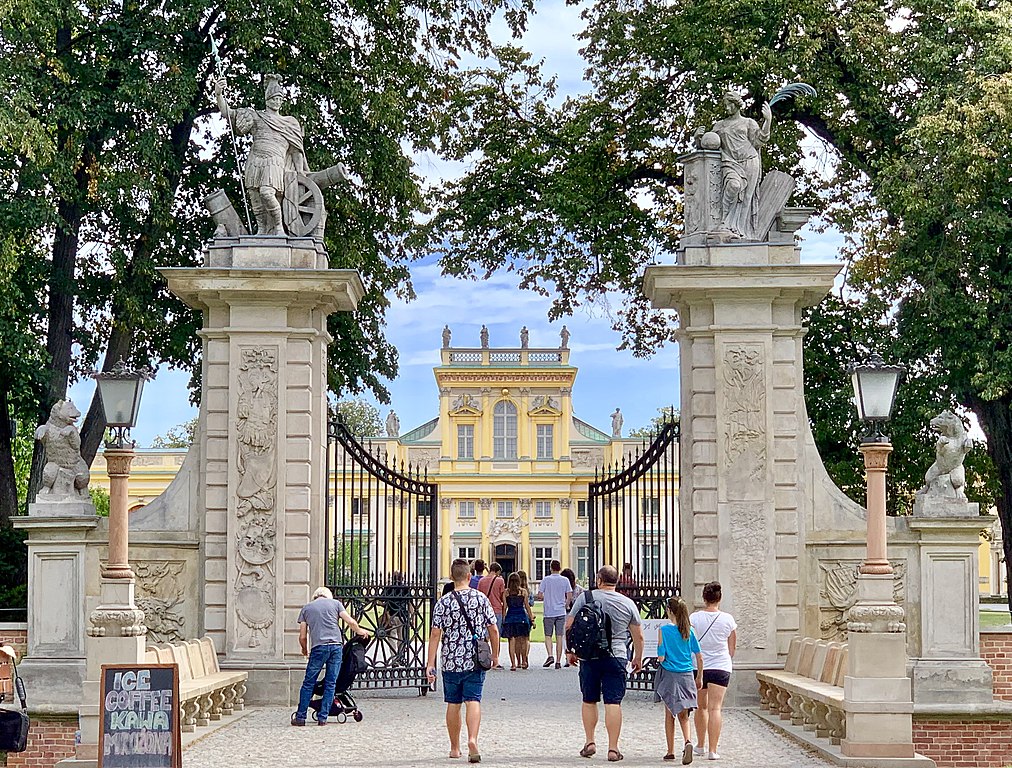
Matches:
[91,337,674,585]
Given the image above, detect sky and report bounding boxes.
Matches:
[69,0,846,446]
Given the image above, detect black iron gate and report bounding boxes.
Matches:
[588,418,680,690]
[325,416,437,694]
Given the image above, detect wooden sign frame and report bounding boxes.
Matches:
[98,663,181,768]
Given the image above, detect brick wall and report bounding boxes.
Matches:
[2,717,77,768]
[0,627,27,660]
[980,631,1012,701]
[913,718,1012,768]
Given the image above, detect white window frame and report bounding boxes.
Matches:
[536,423,554,459]
[493,401,518,459]
[534,500,553,519]
[457,545,477,561]
[458,500,476,519]
[575,545,589,582]
[641,543,661,578]
[577,500,588,518]
[533,546,554,581]
[457,424,474,459]
[496,500,514,519]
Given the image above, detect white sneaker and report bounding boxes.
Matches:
[693,746,706,756]
[707,752,720,761]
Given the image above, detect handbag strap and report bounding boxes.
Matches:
[450,589,480,639]
[697,612,720,643]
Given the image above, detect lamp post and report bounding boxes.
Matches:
[92,361,153,581]
[848,353,905,576]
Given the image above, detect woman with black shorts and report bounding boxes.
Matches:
[688,582,737,761]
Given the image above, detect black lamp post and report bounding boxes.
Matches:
[93,361,153,448]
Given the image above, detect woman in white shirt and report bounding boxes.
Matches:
[689,581,737,761]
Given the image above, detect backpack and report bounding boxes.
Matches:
[565,587,612,660]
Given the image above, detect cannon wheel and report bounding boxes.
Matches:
[282,173,324,236]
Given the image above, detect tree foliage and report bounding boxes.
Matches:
[0,0,533,519]
[333,398,383,439]
[150,418,198,449]
[628,406,678,440]
[424,2,1007,539]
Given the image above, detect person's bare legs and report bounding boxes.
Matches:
[706,684,728,755]
[555,630,565,664]
[603,703,623,754]
[695,687,709,751]
[465,701,482,757]
[544,627,554,660]
[508,638,518,669]
[581,702,598,749]
[665,708,676,755]
[678,709,692,743]
[446,703,463,758]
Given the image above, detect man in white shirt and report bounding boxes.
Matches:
[536,560,572,669]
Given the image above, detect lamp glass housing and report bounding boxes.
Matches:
[848,354,904,427]
[94,371,148,428]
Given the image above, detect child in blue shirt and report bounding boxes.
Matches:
[656,597,702,763]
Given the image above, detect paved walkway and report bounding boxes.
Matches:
[186,646,835,768]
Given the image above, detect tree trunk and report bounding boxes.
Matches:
[0,387,18,524]
[967,394,1012,614]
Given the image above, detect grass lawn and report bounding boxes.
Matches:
[981,610,1012,629]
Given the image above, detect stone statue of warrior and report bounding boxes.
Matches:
[214,74,308,236]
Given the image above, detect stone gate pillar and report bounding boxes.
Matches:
[644,146,840,691]
[161,237,363,703]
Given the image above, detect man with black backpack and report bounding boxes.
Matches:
[565,565,644,763]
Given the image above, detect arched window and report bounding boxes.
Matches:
[493,400,518,459]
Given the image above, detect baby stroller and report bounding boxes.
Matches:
[308,634,369,724]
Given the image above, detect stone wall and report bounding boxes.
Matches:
[981,631,1012,701]
[913,717,1012,768]
[2,716,77,768]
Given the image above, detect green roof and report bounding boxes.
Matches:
[401,417,439,443]
[573,417,610,443]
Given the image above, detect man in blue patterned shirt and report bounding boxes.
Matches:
[427,558,499,763]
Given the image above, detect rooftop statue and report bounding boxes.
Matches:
[386,410,400,438]
[442,325,451,348]
[206,69,350,239]
[560,325,570,349]
[520,326,529,349]
[480,325,489,348]
[611,408,623,438]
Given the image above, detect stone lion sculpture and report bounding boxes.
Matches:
[921,410,972,499]
[34,399,90,500]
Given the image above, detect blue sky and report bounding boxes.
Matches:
[69,0,846,445]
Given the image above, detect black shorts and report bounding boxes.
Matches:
[702,669,731,688]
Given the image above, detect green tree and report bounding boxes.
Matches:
[150,418,198,449]
[0,0,534,518]
[628,406,678,440]
[423,1,1007,582]
[333,399,383,438]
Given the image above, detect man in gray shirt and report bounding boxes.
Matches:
[293,587,369,726]
[565,565,644,762]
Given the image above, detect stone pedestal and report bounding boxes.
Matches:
[160,235,363,703]
[644,253,840,671]
[12,512,99,715]
[907,517,993,706]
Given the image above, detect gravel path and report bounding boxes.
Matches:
[185,646,835,768]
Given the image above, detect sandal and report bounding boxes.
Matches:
[608,749,624,762]
[468,753,481,763]
[579,742,596,758]
[663,755,676,761]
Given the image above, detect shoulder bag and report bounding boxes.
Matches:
[0,652,29,753]
[451,590,493,671]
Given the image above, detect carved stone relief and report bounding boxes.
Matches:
[408,448,438,472]
[728,503,769,650]
[722,345,767,489]
[818,559,906,641]
[234,346,278,650]
[133,561,187,643]
[572,448,604,469]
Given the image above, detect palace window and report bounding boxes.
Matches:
[458,500,476,519]
[493,401,518,459]
[496,500,513,519]
[533,546,554,581]
[640,497,660,517]
[415,543,431,575]
[536,424,554,459]
[351,497,368,516]
[534,500,553,519]
[641,543,661,578]
[457,424,474,459]
[417,499,433,517]
[575,546,589,582]
[577,500,588,518]
[457,545,477,561]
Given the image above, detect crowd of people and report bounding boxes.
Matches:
[292,562,737,765]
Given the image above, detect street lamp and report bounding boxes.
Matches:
[93,360,153,448]
[848,353,904,575]
[91,361,153,580]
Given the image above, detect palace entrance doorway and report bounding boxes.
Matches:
[493,542,517,576]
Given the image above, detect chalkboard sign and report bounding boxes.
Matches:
[99,664,180,768]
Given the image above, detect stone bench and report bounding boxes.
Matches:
[756,637,848,745]
[145,637,247,732]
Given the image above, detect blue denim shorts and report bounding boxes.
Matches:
[579,656,627,705]
[442,669,486,704]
